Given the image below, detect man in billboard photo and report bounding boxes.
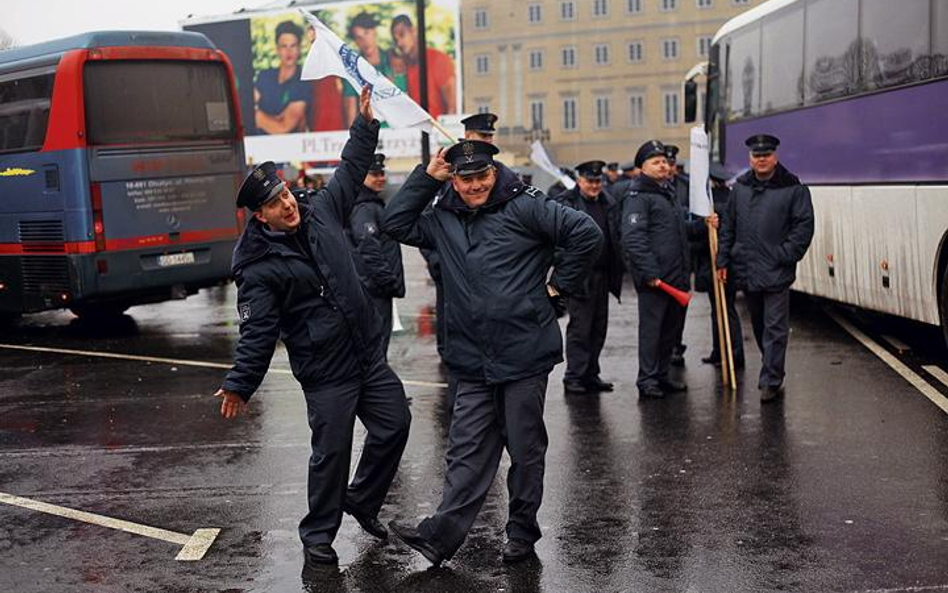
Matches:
[254,20,311,135]
[390,14,457,119]
[341,11,406,126]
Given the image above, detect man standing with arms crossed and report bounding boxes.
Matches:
[717,134,814,402]
[382,140,602,565]
[215,88,411,568]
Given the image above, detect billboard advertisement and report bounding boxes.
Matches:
[184,0,461,162]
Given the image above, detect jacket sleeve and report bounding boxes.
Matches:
[621,194,661,283]
[350,202,400,295]
[381,165,441,249]
[221,267,282,402]
[525,195,603,296]
[716,189,737,269]
[321,115,381,223]
[777,185,815,265]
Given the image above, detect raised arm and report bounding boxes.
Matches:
[382,148,451,249]
[350,202,401,295]
[321,86,381,222]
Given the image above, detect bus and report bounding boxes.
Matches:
[686,0,948,342]
[0,30,245,321]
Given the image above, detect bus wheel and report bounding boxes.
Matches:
[941,267,948,350]
[0,312,20,328]
[69,303,130,320]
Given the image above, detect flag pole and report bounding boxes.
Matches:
[428,118,457,144]
[416,0,431,166]
[708,221,730,388]
[710,225,737,390]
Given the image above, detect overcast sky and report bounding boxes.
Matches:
[4,0,267,46]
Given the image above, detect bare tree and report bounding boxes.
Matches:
[0,28,17,50]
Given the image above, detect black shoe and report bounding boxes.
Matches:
[563,379,589,393]
[343,503,388,539]
[701,353,720,365]
[638,386,665,399]
[389,521,444,567]
[502,538,536,563]
[658,379,687,393]
[304,543,338,566]
[587,377,614,392]
[760,386,782,403]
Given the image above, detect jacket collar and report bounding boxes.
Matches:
[736,162,801,189]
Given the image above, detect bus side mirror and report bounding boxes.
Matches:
[684,80,698,123]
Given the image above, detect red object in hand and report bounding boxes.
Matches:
[655,279,691,307]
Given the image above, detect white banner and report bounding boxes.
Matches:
[688,126,713,217]
[529,141,575,190]
[299,9,435,133]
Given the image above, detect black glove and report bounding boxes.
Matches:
[549,293,567,318]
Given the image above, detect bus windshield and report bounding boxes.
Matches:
[83,60,236,144]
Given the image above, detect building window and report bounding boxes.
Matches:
[594,44,610,65]
[628,41,644,62]
[530,100,545,129]
[562,46,577,68]
[529,49,544,70]
[697,0,712,7]
[474,8,489,29]
[561,1,576,20]
[528,3,543,23]
[662,38,679,60]
[475,54,490,74]
[593,0,609,17]
[627,0,643,13]
[628,93,645,127]
[563,97,578,130]
[663,90,680,125]
[732,0,749,4]
[697,35,712,57]
[595,96,611,128]
[660,0,677,11]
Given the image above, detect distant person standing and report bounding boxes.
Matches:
[461,112,498,142]
[390,14,457,118]
[254,20,310,134]
[348,153,405,359]
[603,162,621,190]
[664,144,691,367]
[717,134,814,403]
[556,160,624,394]
[622,140,714,399]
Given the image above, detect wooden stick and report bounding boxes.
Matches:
[707,222,730,388]
[429,118,457,144]
[711,225,737,390]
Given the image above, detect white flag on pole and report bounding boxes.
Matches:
[688,126,713,217]
[298,9,434,134]
[529,141,576,190]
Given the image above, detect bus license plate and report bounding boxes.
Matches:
[157,252,196,267]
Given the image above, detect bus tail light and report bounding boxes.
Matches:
[91,183,106,251]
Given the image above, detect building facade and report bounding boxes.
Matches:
[460,0,765,168]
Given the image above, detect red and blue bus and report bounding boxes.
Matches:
[687,0,948,342]
[0,30,245,320]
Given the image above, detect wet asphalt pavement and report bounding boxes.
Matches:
[2,249,948,593]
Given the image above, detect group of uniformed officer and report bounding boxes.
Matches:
[214,93,814,569]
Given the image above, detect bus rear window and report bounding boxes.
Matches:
[84,60,235,144]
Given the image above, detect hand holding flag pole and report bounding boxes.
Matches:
[298,9,456,144]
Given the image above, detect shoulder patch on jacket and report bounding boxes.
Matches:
[363,221,378,236]
[628,213,640,225]
[239,302,252,323]
[523,186,542,198]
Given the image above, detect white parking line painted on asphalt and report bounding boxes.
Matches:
[0,491,219,561]
[828,310,948,416]
[923,365,948,390]
[0,343,447,389]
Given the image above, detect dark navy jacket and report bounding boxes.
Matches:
[382,163,603,384]
[348,187,405,299]
[555,186,625,300]
[621,174,704,292]
[222,116,382,400]
[716,163,815,292]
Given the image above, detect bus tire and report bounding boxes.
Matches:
[940,266,948,349]
[69,303,130,320]
[0,312,19,328]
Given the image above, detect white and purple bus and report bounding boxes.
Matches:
[688,0,948,342]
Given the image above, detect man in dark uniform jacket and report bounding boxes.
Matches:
[664,144,692,367]
[622,140,715,398]
[460,111,498,142]
[696,163,745,368]
[717,134,814,402]
[214,89,411,567]
[556,160,624,393]
[603,161,621,189]
[348,153,405,359]
[383,140,602,565]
